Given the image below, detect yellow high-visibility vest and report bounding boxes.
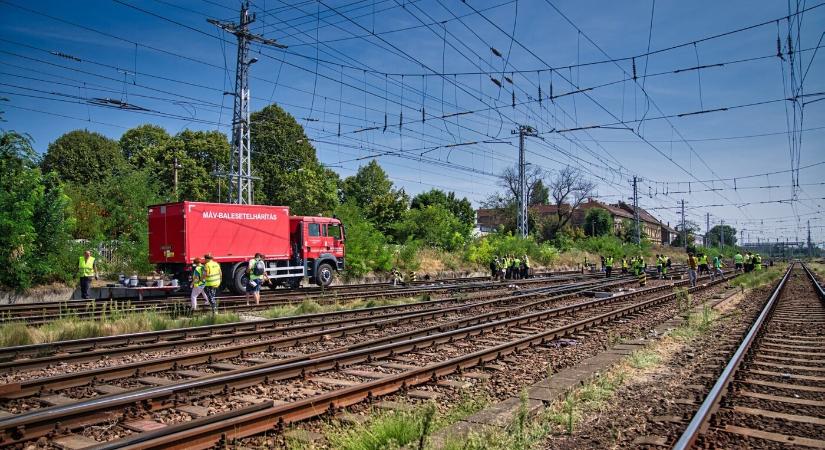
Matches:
[78,256,95,277]
[205,260,222,287]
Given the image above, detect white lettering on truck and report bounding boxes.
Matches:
[202,211,278,221]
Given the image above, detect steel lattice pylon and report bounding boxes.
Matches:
[209,2,286,204]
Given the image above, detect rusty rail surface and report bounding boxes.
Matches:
[671,265,796,450]
[0,272,726,446]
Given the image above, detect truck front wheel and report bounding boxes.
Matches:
[315,262,334,287]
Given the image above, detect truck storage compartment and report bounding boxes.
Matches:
[148,201,291,264]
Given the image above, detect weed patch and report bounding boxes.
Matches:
[0,310,242,347]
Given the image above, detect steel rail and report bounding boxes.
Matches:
[0,273,588,325]
[0,276,629,372]
[672,264,794,450]
[801,262,825,300]
[0,276,640,396]
[0,277,575,361]
[96,276,735,450]
[0,273,725,443]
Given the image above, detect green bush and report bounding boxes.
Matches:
[575,235,647,259]
[335,202,393,278]
[464,233,559,266]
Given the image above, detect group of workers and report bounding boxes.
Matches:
[189,254,225,312]
[733,251,763,273]
[192,253,269,312]
[686,251,725,287]
[596,255,651,286]
[490,255,531,281]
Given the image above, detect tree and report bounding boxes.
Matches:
[621,219,641,244]
[410,189,475,231]
[251,104,339,215]
[341,160,409,235]
[394,204,467,251]
[164,130,230,202]
[583,208,613,237]
[530,179,549,205]
[0,131,74,291]
[672,221,700,247]
[546,167,596,237]
[120,124,171,172]
[499,165,547,206]
[706,224,737,247]
[42,130,124,184]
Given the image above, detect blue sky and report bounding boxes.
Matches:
[1,0,823,245]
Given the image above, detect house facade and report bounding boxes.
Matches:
[476,199,677,245]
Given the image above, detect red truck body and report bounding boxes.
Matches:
[148,201,345,292]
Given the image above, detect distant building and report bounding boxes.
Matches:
[476,198,677,245]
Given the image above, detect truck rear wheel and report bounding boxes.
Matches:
[232,265,248,295]
[315,262,334,287]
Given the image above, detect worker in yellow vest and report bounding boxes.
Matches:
[78,250,98,299]
[621,256,629,274]
[203,253,222,313]
[604,255,614,278]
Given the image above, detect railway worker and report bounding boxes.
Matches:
[246,252,266,306]
[490,257,498,281]
[604,255,614,278]
[621,256,629,275]
[203,254,221,313]
[697,253,709,275]
[634,256,647,287]
[711,254,724,281]
[734,251,744,273]
[654,254,663,279]
[687,252,698,287]
[512,255,521,280]
[744,252,753,273]
[78,250,98,299]
[522,255,530,279]
[754,253,762,271]
[190,257,209,310]
[661,255,669,279]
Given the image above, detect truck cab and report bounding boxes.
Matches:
[288,216,345,287]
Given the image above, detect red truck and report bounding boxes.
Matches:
[148,201,345,293]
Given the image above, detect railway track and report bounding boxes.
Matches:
[672,263,825,449]
[0,271,593,325]
[0,274,635,370]
[0,269,719,448]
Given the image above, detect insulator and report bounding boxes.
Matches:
[787,35,793,56]
[550,80,554,102]
[490,77,502,87]
[504,76,513,84]
[538,86,542,104]
[776,36,783,59]
[399,110,403,129]
[491,47,502,57]
[632,57,637,80]
[383,113,387,133]
[512,91,515,108]
[422,107,425,122]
